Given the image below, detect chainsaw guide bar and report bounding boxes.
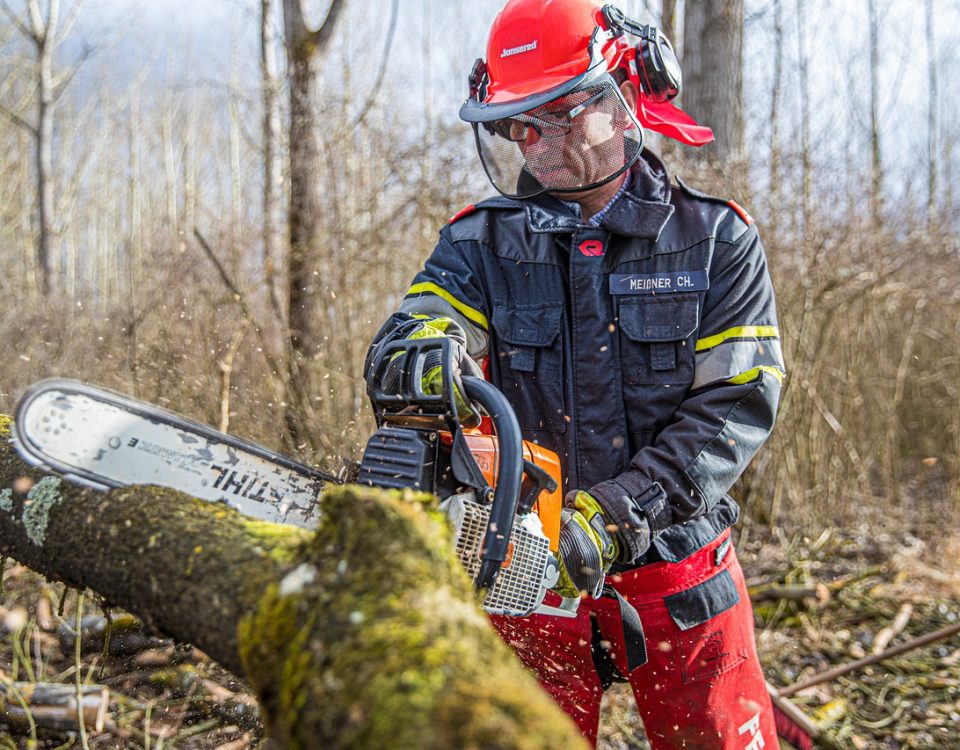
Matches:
[12,379,328,528]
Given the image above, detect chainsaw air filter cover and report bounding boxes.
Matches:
[440,493,558,617]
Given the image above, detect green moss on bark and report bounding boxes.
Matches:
[239,485,589,750]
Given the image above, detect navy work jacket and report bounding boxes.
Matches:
[375,152,785,568]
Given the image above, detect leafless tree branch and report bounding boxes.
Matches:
[305,0,347,51]
[0,0,33,39]
[352,0,398,128]
[0,101,37,135]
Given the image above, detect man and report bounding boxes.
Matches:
[366,1,785,748]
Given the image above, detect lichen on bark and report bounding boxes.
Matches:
[23,476,64,544]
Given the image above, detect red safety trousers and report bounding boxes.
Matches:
[491,531,776,749]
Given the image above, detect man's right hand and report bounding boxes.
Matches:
[405,317,482,425]
[553,491,621,599]
[369,315,483,426]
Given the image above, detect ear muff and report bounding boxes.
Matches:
[468,58,489,103]
[634,25,681,102]
[601,5,681,103]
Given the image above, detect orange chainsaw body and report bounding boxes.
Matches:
[442,426,564,553]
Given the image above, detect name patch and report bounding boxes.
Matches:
[609,271,708,295]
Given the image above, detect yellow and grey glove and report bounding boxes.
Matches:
[394,316,483,425]
[553,490,621,599]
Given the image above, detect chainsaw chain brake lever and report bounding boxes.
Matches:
[366,338,462,428]
[517,460,558,516]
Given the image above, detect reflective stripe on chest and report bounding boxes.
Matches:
[609,271,709,295]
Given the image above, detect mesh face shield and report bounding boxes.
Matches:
[471,78,643,200]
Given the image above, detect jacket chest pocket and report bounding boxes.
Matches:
[618,295,698,385]
[492,303,566,433]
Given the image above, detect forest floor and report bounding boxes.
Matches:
[599,517,960,750]
[1,513,959,749]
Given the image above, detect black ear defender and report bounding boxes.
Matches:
[601,4,682,103]
[468,58,489,103]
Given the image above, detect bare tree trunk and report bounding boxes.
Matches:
[3,0,88,297]
[661,0,678,42]
[261,0,284,323]
[183,96,197,232]
[229,52,243,246]
[0,417,588,749]
[658,0,682,164]
[162,89,178,227]
[768,0,783,236]
[18,127,37,298]
[868,0,883,225]
[681,0,744,165]
[128,89,142,297]
[32,0,60,295]
[281,0,348,453]
[925,0,938,224]
[795,0,811,234]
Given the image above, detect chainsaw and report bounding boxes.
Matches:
[12,338,578,619]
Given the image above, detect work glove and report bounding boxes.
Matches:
[370,315,483,426]
[553,490,621,599]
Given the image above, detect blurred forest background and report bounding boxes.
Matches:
[1,0,959,534]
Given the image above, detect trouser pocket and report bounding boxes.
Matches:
[663,568,747,684]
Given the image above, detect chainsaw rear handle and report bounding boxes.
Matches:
[460,376,524,592]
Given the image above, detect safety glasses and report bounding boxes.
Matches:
[490,88,609,142]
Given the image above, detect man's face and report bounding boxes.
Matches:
[475,77,642,200]
[517,86,626,189]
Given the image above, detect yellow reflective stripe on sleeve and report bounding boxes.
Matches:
[405,282,489,331]
[695,326,780,353]
[726,365,785,385]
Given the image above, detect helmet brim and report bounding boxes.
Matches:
[460,60,609,123]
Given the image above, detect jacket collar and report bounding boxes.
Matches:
[522,150,675,240]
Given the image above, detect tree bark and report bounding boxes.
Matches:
[925,0,938,224]
[795,0,811,233]
[2,0,93,296]
[767,0,783,236]
[868,0,883,225]
[261,0,285,324]
[681,0,744,164]
[0,415,587,750]
[281,0,348,454]
[29,0,61,296]
[661,0,679,43]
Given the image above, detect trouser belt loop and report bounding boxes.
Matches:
[602,584,648,671]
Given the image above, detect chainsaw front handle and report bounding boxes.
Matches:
[461,376,524,592]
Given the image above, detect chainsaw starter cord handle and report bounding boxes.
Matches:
[461,376,524,591]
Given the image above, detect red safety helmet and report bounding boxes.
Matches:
[460,0,713,148]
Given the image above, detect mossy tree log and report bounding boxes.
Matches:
[0,417,588,749]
